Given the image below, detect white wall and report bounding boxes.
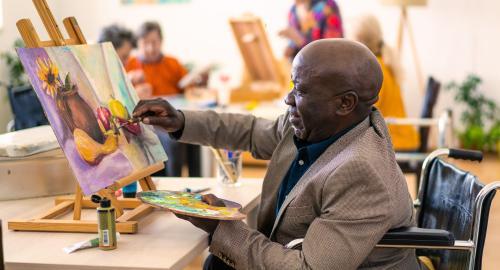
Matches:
[0,0,499,133]
[337,0,500,131]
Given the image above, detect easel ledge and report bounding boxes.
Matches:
[8,0,164,234]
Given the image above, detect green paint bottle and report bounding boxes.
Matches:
[92,195,117,250]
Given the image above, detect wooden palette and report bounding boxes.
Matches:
[137,190,246,220]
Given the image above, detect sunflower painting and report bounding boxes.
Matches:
[16,43,167,195]
[36,57,60,98]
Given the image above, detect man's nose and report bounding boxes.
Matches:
[284,90,295,106]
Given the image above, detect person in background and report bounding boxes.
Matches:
[280,0,344,60]
[98,24,136,63]
[126,21,201,177]
[349,14,419,151]
[98,24,153,101]
[126,21,188,98]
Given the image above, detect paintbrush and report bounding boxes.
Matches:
[116,118,141,130]
[117,111,157,129]
[209,147,238,183]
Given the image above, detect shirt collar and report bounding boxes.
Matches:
[292,119,363,162]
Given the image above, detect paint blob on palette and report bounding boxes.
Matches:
[137,190,246,220]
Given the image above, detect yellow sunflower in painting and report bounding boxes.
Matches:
[36,58,60,98]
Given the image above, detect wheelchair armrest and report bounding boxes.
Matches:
[379,227,454,246]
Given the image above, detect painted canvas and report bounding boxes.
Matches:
[17,43,167,195]
[138,190,246,220]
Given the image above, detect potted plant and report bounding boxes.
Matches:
[446,74,500,153]
[1,39,29,88]
[1,39,48,130]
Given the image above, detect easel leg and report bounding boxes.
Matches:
[405,13,424,92]
[73,186,83,220]
[396,7,406,56]
[138,176,156,191]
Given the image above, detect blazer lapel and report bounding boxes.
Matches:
[257,128,297,236]
[269,116,372,238]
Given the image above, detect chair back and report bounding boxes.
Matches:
[7,85,48,131]
[418,77,441,152]
[417,158,495,270]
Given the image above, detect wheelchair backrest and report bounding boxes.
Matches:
[418,158,484,270]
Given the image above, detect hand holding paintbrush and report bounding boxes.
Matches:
[132,98,185,133]
[133,99,238,182]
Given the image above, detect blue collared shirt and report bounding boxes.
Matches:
[276,126,355,214]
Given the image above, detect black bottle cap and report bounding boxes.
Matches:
[91,194,102,204]
[100,197,111,208]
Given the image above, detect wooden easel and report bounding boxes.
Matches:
[395,5,424,93]
[229,15,288,103]
[8,0,163,234]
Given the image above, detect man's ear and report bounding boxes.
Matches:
[336,91,358,116]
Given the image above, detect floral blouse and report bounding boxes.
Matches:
[288,0,344,58]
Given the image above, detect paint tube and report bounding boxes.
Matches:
[63,233,120,254]
[63,237,98,254]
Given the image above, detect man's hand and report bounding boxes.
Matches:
[175,194,225,235]
[132,98,185,133]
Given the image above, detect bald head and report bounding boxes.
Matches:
[286,39,384,142]
[293,39,383,106]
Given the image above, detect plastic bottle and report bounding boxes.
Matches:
[92,195,117,250]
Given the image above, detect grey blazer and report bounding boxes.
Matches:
[178,108,419,270]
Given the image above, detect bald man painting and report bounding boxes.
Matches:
[133,39,419,270]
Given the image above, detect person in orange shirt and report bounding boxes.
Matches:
[349,15,419,151]
[126,21,200,177]
[126,21,188,99]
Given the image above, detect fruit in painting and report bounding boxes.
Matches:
[97,107,112,130]
[110,98,141,135]
[109,98,129,119]
[116,118,141,136]
[74,128,118,165]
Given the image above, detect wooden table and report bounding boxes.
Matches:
[1,177,263,270]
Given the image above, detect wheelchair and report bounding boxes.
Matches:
[287,148,499,270]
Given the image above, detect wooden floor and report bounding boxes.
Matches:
[186,154,500,269]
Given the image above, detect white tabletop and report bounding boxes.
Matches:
[1,177,263,270]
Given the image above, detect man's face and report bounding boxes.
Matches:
[116,41,133,64]
[285,55,340,142]
[138,31,162,62]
